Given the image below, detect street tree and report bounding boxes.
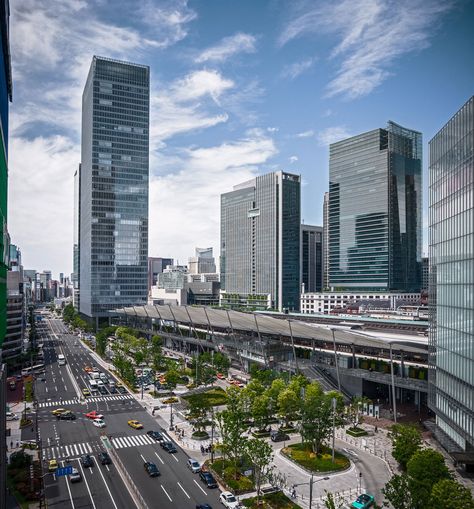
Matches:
[277,387,300,428]
[429,479,474,509]
[389,423,422,469]
[251,393,272,432]
[382,474,412,509]
[188,397,210,434]
[245,438,274,506]
[324,491,346,509]
[346,396,371,429]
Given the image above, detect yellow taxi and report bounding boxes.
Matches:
[51,408,68,416]
[127,419,143,430]
[48,459,58,472]
[82,388,91,397]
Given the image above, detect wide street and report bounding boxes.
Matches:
[33,316,222,509]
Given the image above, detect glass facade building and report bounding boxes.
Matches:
[80,56,149,320]
[328,121,422,292]
[428,96,474,453]
[301,224,323,293]
[221,171,301,311]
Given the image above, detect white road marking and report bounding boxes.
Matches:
[140,453,147,462]
[193,479,207,495]
[62,460,75,509]
[177,482,190,499]
[76,459,97,509]
[172,454,179,462]
[161,485,173,502]
[93,457,118,509]
[154,451,164,465]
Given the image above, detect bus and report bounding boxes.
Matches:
[21,364,45,377]
[58,354,66,366]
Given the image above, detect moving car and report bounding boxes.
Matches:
[270,430,290,442]
[48,459,58,472]
[199,471,218,489]
[57,411,76,420]
[51,408,68,416]
[220,491,240,508]
[80,454,94,468]
[92,419,106,428]
[84,366,93,373]
[82,388,90,397]
[98,385,107,395]
[196,505,213,509]
[144,461,160,477]
[351,494,375,509]
[187,458,201,473]
[147,430,164,442]
[160,441,177,453]
[98,451,111,465]
[85,411,104,420]
[128,420,143,430]
[69,468,81,483]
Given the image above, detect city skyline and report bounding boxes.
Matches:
[7,0,474,274]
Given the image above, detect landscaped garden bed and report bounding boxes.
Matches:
[191,430,209,440]
[210,458,255,494]
[182,387,228,407]
[282,443,350,473]
[242,491,302,508]
[346,427,368,437]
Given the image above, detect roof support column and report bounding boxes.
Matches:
[330,328,341,393]
[287,319,299,374]
[390,343,397,424]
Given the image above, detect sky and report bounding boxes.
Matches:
[7,0,474,278]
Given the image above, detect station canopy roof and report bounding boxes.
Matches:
[114,304,428,355]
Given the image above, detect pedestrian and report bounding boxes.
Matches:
[374,425,378,433]
[200,445,204,454]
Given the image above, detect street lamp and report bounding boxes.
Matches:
[293,475,330,509]
[169,402,174,431]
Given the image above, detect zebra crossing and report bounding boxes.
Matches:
[39,394,135,408]
[111,432,172,449]
[39,399,80,408]
[88,394,134,402]
[42,441,102,460]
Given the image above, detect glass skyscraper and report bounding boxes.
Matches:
[328,121,422,291]
[301,224,323,293]
[80,56,149,321]
[220,171,301,311]
[428,96,474,454]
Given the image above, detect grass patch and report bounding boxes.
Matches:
[183,387,228,407]
[346,427,368,437]
[252,430,271,438]
[242,491,302,509]
[211,458,255,493]
[24,379,34,402]
[283,443,349,473]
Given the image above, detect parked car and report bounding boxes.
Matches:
[160,441,177,453]
[98,451,111,465]
[199,471,218,489]
[80,454,94,468]
[69,468,81,483]
[187,458,201,473]
[144,461,160,477]
[147,430,164,442]
[220,491,240,508]
[270,430,290,442]
[351,494,375,509]
[6,412,19,421]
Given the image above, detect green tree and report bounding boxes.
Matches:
[407,449,451,509]
[277,387,300,427]
[324,491,346,509]
[429,479,474,509]
[62,303,76,323]
[96,326,117,357]
[251,393,272,432]
[150,335,164,372]
[244,438,274,506]
[382,474,412,509]
[165,368,180,389]
[188,397,210,433]
[389,424,422,469]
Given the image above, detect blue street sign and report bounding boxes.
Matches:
[56,466,73,477]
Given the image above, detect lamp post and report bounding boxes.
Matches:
[332,397,337,464]
[169,402,174,431]
[293,475,329,509]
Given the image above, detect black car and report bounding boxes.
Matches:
[270,431,290,442]
[57,412,76,421]
[199,471,218,489]
[98,385,107,395]
[109,386,116,394]
[144,461,160,477]
[80,454,94,468]
[98,452,111,465]
[117,386,127,394]
[160,441,177,453]
[147,430,164,442]
[196,505,213,509]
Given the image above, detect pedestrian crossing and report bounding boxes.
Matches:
[42,441,102,460]
[39,399,80,408]
[111,432,173,449]
[88,394,134,402]
[39,394,134,408]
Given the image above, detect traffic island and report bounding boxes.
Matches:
[346,427,368,437]
[241,491,302,508]
[209,458,255,494]
[282,443,350,473]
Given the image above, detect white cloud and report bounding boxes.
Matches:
[279,0,454,99]
[267,127,279,133]
[170,70,234,104]
[149,132,278,262]
[289,155,299,164]
[317,126,352,146]
[281,57,317,80]
[295,129,315,138]
[195,32,257,63]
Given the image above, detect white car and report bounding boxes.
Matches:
[92,419,106,428]
[187,458,201,473]
[6,412,19,421]
[220,491,240,508]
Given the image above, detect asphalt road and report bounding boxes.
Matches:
[35,315,222,509]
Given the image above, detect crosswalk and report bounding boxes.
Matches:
[111,432,173,449]
[39,394,135,408]
[88,394,134,402]
[39,399,80,408]
[42,441,102,460]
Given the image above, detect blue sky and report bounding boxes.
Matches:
[8,0,474,277]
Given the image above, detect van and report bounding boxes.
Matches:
[96,379,104,387]
[90,372,101,380]
[99,373,109,384]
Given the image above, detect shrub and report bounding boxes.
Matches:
[346,427,368,437]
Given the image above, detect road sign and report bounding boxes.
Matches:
[56,466,73,477]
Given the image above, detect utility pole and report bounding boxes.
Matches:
[332,397,336,464]
[169,402,174,431]
[210,406,215,463]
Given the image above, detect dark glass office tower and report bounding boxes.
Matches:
[428,96,474,454]
[328,121,422,291]
[301,224,323,292]
[221,171,301,311]
[80,56,149,321]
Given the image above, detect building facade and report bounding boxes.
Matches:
[72,164,80,309]
[188,247,216,274]
[329,121,422,292]
[220,171,301,311]
[323,191,329,290]
[428,96,474,455]
[147,257,173,293]
[421,256,429,293]
[79,56,150,321]
[4,244,24,359]
[301,224,323,293]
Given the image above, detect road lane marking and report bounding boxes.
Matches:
[193,479,207,495]
[172,454,179,462]
[76,459,97,509]
[154,451,164,464]
[93,457,118,509]
[160,485,172,502]
[177,482,190,499]
[140,453,147,462]
[62,460,75,509]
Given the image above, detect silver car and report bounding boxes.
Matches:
[187,458,201,473]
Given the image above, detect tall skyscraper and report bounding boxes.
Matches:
[328,121,422,292]
[72,164,80,309]
[80,56,150,323]
[428,96,474,454]
[220,171,301,311]
[148,257,173,292]
[301,224,323,293]
[322,191,329,290]
[188,247,216,274]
